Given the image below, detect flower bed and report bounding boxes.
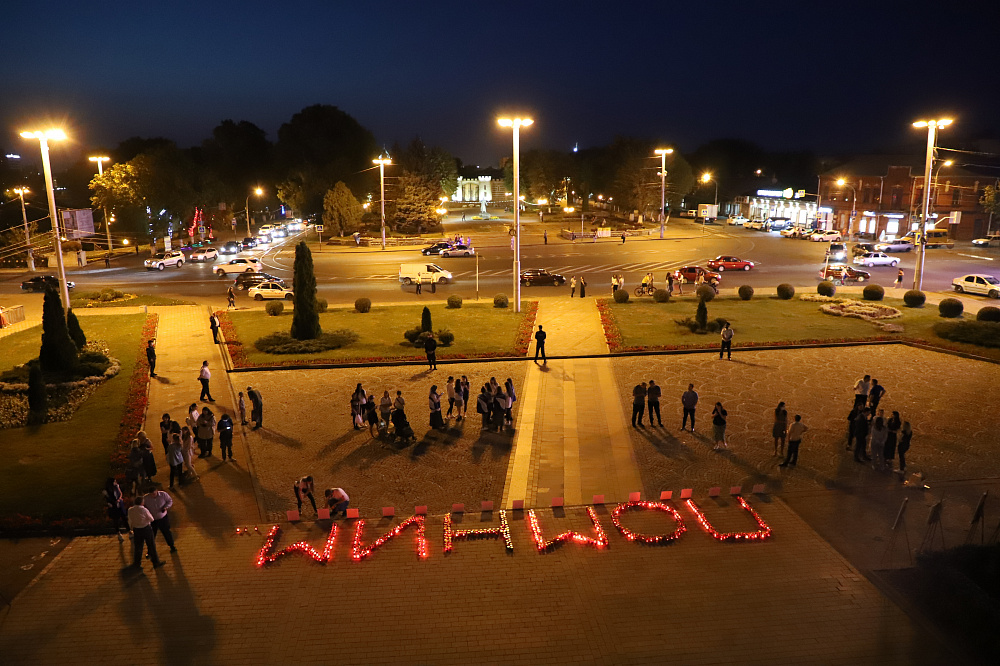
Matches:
[109,313,158,479]
[815,297,903,332]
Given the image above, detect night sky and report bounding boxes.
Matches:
[4,0,997,164]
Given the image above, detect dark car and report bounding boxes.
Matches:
[233,272,285,290]
[241,237,258,249]
[220,241,242,254]
[421,241,453,256]
[851,243,876,257]
[20,275,75,292]
[520,269,566,286]
[819,264,870,284]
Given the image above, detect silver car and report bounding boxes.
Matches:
[853,252,899,267]
[876,239,914,252]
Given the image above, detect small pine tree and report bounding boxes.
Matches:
[695,299,708,331]
[27,363,47,422]
[421,306,433,332]
[39,288,77,374]
[67,309,86,349]
[290,241,321,340]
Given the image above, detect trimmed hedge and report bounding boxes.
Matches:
[817,281,836,297]
[933,320,1000,348]
[776,283,795,300]
[447,294,463,309]
[355,297,371,313]
[938,298,964,318]
[254,330,359,354]
[613,289,630,303]
[437,329,455,346]
[696,285,716,302]
[738,285,754,301]
[903,290,926,307]
[493,293,509,308]
[977,306,1000,322]
[265,301,284,316]
[862,284,885,301]
[653,288,670,303]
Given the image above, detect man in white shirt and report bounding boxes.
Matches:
[720,322,734,360]
[779,415,809,467]
[142,490,177,553]
[198,360,214,402]
[127,499,164,568]
[853,375,871,408]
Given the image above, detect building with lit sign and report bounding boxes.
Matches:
[452,166,506,203]
[731,188,824,229]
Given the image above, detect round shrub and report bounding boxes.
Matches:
[315,298,328,313]
[738,285,754,301]
[903,290,926,307]
[354,297,371,313]
[776,283,795,300]
[437,329,455,346]
[265,301,284,316]
[696,285,716,302]
[862,284,885,301]
[447,294,463,309]
[613,289,630,303]
[938,298,964,318]
[817,281,836,297]
[403,327,423,344]
[493,293,509,308]
[652,288,670,303]
[977,306,1000,322]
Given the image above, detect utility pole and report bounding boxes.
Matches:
[14,187,34,271]
[912,118,952,290]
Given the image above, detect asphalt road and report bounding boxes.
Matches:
[2,219,998,306]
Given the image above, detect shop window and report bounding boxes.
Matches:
[886,220,899,235]
[952,189,961,207]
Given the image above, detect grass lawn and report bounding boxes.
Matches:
[70,293,194,308]
[224,302,535,365]
[0,314,146,523]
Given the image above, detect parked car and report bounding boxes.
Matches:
[707,255,755,271]
[216,258,262,276]
[520,269,566,286]
[811,230,842,242]
[20,275,75,291]
[241,237,258,249]
[801,229,825,240]
[826,243,848,261]
[673,266,721,285]
[952,274,1000,298]
[852,243,877,257]
[220,241,242,254]
[398,263,452,285]
[728,215,749,226]
[853,251,899,267]
[248,281,294,301]
[421,241,454,256]
[190,247,219,262]
[440,244,475,257]
[746,219,767,230]
[819,264,870,283]
[233,272,285,291]
[971,234,1000,247]
[875,239,915,253]
[780,227,808,238]
[765,217,792,231]
[144,250,186,270]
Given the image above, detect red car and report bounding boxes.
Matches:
[707,255,755,272]
[673,266,721,285]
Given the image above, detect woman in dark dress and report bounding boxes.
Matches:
[429,385,445,429]
[772,402,788,456]
[897,422,912,475]
[579,276,587,298]
[885,411,901,462]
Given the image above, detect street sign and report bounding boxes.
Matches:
[197,225,206,234]
[850,210,858,219]
[315,225,324,232]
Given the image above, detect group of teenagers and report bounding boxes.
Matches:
[847,374,913,475]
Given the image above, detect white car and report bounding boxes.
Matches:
[780,227,806,238]
[952,274,1000,298]
[216,258,262,276]
[248,281,294,301]
[971,234,1000,247]
[189,247,219,262]
[811,230,842,242]
[853,252,899,267]
[144,250,185,270]
[258,224,275,235]
[440,244,475,257]
[746,220,766,230]
[728,216,749,226]
[256,234,271,245]
[875,239,915,253]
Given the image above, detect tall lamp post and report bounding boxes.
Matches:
[654,148,673,239]
[21,129,70,314]
[912,118,952,290]
[498,117,533,313]
[373,153,392,250]
[700,172,717,236]
[89,156,112,252]
[14,187,34,271]
[246,187,263,238]
[835,178,856,239]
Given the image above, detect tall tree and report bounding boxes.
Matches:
[393,173,441,232]
[66,309,86,349]
[290,241,321,340]
[199,120,274,208]
[39,289,77,374]
[322,182,365,236]
[981,184,1000,233]
[396,138,458,198]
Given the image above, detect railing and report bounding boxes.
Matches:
[0,304,27,333]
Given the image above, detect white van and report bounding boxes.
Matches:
[398,263,453,285]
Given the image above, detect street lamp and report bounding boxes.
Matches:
[21,129,70,314]
[89,156,112,253]
[246,187,263,238]
[654,148,673,239]
[700,172,717,237]
[13,187,34,271]
[835,178,857,239]
[373,153,392,250]
[498,117,533,313]
[912,118,953,290]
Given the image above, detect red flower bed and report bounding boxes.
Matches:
[596,299,625,352]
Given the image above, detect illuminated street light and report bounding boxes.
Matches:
[497,117,533,313]
[13,187,35,271]
[373,153,392,250]
[21,129,70,313]
[89,156,113,252]
[654,148,674,238]
[835,178,857,239]
[912,118,953,289]
[245,187,264,238]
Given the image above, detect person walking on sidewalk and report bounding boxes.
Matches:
[534,325,547,364]
[238,391,247,425]
[146,339,157,378]
[198,361,214,402]
[543,229,548,244]
[227,286,236,310]
[325,487,350,517]
[142,489,177,553]
[218,413,234,461]
[631,381,647,428]
[681,384,698,431]
[712,402,729,450]
[579,276,587,298]
[647,379,662,426]
[209,313,221,344]
[773,402,788,456]
[159,413,178,455]
[103,478,128,541]
[621,233,626,244]
[853,374,871,409]
[424,334,438,370]
[196,407,217,457]
[719,322,734,360]
[570,276,577,298]
[166,434,184,488]
[895,268,904,287]
[127,498,163,569]
[779,415,808,467]
[293,476,317,514]
[667,273,674,295]
[247,386,263,429]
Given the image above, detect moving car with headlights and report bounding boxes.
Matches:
[673,266,721,285]
[220,241,242,254]
[971,234,1000,247]
[398,263,452,285]
[256,233,271,245]
[825,243,847,262]
[811,230,842,242]
[421,241,454,256]
[190,247,219,262]
[440,244,475,257]
[233,272,285,290]
[21,275,75,292]
[707,255,754,271]
[875,239,914,253]
[145,250,185,270]
[241,237,258,249]
[248,281,294,301]
[853,251,899,267]
[765,217,791,231]
[819,264,870,283]
[270,225,287,238]
[952,274,1000,298]
[215,257,261,276]
[519,268,566,286]
[258,224,275,235]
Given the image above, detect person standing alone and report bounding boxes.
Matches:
[779,415,808,467]
[534,325,547,364]
[680,384,698,431]
[146,339,157,378]
[198,361,214,402]
[719,322,734,360]
[209,312,221,344]
[647,379,662,426]
[424,333,438,370]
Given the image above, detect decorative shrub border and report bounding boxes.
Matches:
[218,301,539,368]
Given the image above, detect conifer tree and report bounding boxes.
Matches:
[290,241,321,340]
